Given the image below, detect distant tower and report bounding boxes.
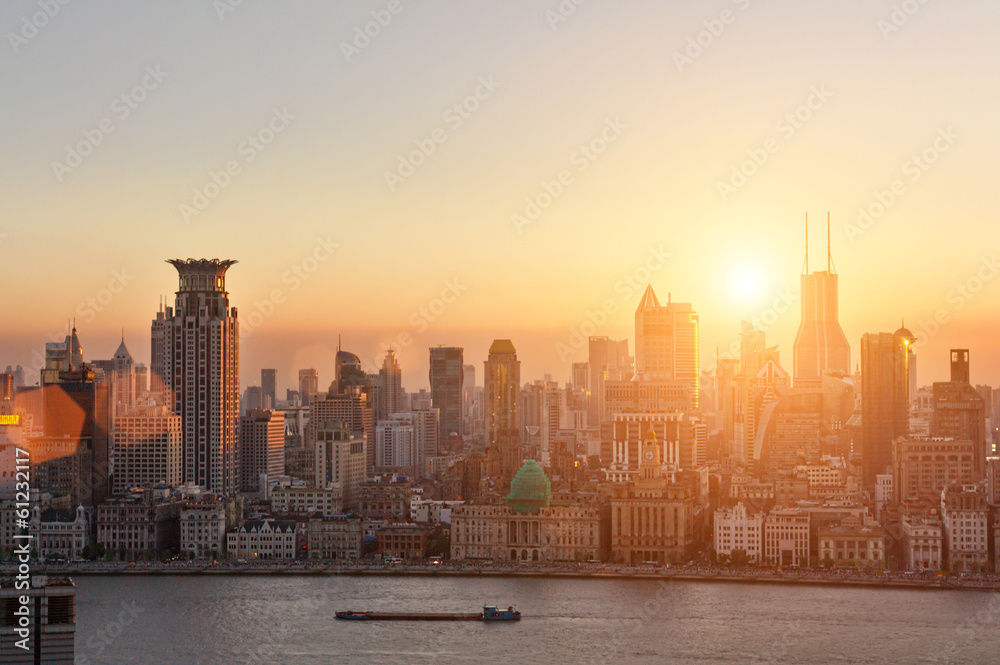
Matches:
[933,349,985,477]
[634,286,699,410]
[793,213,851,386]
[485,339,522,493]
[380,349,403,416]
[162,259,240,494]
[298,368,319,407]
[429,346,464,447]
[860,329,912,491]
[111,336,135,417]
[950,349,970,383]
[261,368,277,409]
[151,299,168,400]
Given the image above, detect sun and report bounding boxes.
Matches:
[728,264,767,303]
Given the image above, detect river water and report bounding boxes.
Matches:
[72,575,999,664]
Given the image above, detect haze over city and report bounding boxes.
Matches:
[3,0,999,390]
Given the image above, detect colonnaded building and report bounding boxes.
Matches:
[450,460,602,562]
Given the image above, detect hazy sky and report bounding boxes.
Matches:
[2,1,998,392]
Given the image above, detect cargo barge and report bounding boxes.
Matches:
[336,605,520,621]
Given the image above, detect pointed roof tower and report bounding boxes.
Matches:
[113,336,132,361]
[637,284,660,310]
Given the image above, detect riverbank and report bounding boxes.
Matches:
[8,563,998,592]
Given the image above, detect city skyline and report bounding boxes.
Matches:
[2,1,999,391]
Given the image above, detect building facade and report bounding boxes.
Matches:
[161,259,240,495]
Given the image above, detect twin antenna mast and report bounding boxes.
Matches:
[802,212,836,275]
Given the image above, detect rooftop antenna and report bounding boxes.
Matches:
[338,335,341,352]
[803,212,809,274]
[827,211,837,274]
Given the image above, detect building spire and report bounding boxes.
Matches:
[827,211,833,273]
[802,212,809,274]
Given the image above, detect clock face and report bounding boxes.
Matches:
[644,449,654,462]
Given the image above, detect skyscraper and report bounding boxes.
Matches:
[162,259,240,495]
[485,339,521,493]
[587,336,631,426]
[239,408,285,493]
[38,365,111,507]
[793,214,851,386]
[860,328,913,490]
[429,346,463,445]
[298,368,318,407]
[150,300,168,400]
[378,349,403,420]
[932,349,986,476]
[111,337,135,417]
[261,368,277,409]
[634,286,699,410]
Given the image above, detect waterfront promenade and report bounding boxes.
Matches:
[7,560,1000,592]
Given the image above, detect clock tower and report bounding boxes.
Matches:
[639,427,662,481]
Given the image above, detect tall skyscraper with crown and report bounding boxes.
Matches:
[161,259,240,494]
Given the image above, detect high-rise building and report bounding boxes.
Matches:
[314,421,366,508]
[150,300,168,399]
[429,346,463,445]
[110,337,135,417]
[162,259,240,495]
[571,362,588,392]
[261,369,277,410]
[378,350,403,420]
[587,336,632,426]
[375,413,416,472]
[40,327,83,387]
[485,339,522,493]
[0,374,13,402]
[243,386,263,413]
[860,328,913,490]
[112,405,182,495]
[0,576,77,663]
[308,381,374,475]
[36,365,111,506]
[298,368,318,407]
[793,214,851,386]
[239,408,285,493]
[462,364,482,438]
[932,349,986,477]
[134,363,148,397]
[634,286,699,410]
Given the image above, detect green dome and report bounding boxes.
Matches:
[505,460,553,514]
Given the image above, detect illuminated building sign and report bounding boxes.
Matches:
[0,415,20,426]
